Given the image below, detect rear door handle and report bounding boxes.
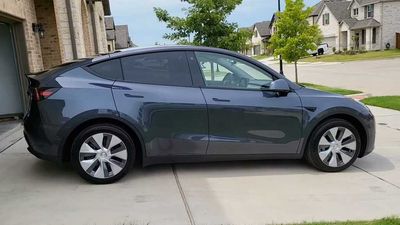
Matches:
[124,93,144,98]
[212,98,230,102]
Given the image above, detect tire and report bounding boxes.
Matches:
[71,124,135,184]
[318,48,324,55]
[305,119,361,172]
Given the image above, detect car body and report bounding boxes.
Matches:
[308,43,329,56]
[24,46,375,183]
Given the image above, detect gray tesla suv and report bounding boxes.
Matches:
[24,46,375,184]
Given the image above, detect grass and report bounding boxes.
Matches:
[300,49,400,62]
[361,96,400,111]
[290,217,400,225]
[300,82,362,95]
[252,54,270,60]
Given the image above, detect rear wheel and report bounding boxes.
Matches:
[305,119,361,172]
[71,124,134,184]
[318,48,324,55]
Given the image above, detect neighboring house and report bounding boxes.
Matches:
[240,21,272,56]
[115,25,133,50]
[0,0,112,117]
[105,16,116,52]
[312,0,400,52]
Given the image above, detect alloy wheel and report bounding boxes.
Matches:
[318,127,357,167]
[79,133,128,179]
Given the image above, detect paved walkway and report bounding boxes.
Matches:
[0,106,399,225]
[261,58,400,96]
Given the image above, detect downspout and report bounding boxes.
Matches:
[88,0,99,54]
[66,0,78,59]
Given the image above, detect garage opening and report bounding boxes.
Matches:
[0,21,24,118]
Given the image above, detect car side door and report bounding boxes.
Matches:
[191,51,303,155]
[111,51,209,157]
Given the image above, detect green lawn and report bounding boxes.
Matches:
[361,96,400,111]
[252,54,269,60]
[300,83,362,95]
[292,217,400,225]
[300,49,400,62]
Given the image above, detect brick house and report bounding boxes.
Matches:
[310,0,400,52]
[0,0,112,117]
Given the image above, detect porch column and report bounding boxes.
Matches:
[347,30,352,50]
[365,28,372,51]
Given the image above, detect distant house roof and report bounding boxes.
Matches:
[350,18,381,29]
[353,0,393,6]
[310,0,349,17]
[115,25,132,49]
[254,21,271,37]
[324,1,352,22]
[104,16,115,30]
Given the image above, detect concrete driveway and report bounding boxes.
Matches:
[0,106,400,225]
[263,58,400,96]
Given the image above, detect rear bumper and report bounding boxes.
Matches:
[24,131,60,162]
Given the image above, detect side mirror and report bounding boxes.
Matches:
[268,79,291,96]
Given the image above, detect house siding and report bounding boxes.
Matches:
[316,6,339,51]
[381,1,400,49]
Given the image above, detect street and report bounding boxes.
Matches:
[263,58,400,96]
[0,106,400,225]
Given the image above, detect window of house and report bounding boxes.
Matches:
[88,59,123,80]
[365,4,374,18]
[254,30,258,37]
[372,28,377,44]
[323,13,330,25]
[353,8,358,16]
[121,52,192,87]
[361,29,366,45]
[194,51,273,90]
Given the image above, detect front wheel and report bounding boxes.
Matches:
[305,119,361,172]
[71,124,135,184]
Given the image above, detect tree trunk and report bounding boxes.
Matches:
[294,61,299,84]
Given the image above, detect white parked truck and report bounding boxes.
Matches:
[308,43,329,56]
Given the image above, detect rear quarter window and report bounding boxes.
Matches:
[120,51,192,86]
[88,59,123,80]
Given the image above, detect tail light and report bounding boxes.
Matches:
[32,88,59,101]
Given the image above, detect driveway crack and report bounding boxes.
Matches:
[172,164,196,225]
[353,165,400,190]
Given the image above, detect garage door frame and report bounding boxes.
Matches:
[0,14,30,118]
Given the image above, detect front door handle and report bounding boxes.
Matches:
[124,93,144,98]
[212,98,230,102]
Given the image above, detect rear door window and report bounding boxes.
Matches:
[88,59,123,80]
[120,51,192,86]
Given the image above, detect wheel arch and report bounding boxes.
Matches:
[302,113,368,158]
[60,116,146,165]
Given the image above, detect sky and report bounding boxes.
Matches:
[110,0,320,46]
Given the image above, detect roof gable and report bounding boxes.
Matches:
[317,1,352,23]
[253,21,271,37]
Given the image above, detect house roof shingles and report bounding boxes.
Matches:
[254,21,271,37]
[350,18,381,29]
[324,1,352,22]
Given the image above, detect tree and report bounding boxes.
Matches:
[154,0,251,51]
[270,0,322,83]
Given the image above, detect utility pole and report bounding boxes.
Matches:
[278,0,284,75]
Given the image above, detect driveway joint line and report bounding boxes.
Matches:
[352,165,400,190]
[0,137,24,154]
[172,164,196,225]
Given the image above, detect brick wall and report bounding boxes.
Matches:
[34,0,62,68]
[0,0,44,72]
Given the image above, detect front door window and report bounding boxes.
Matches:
[194,51,273,90]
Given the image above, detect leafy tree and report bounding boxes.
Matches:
[270,0,322,83]
[154,0,251,51]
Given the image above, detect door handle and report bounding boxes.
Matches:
[124,93,144,98]
[212,98,230,102]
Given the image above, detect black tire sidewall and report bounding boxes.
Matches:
[71,124,135,184]
[306,119,361,172]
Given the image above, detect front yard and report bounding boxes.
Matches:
[295,217,400,225]
[300,49,400,62]
[361,96,400,111]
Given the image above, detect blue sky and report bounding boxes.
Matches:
[110,0,320,46]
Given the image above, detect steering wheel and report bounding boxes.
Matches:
[222,73,248,88]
